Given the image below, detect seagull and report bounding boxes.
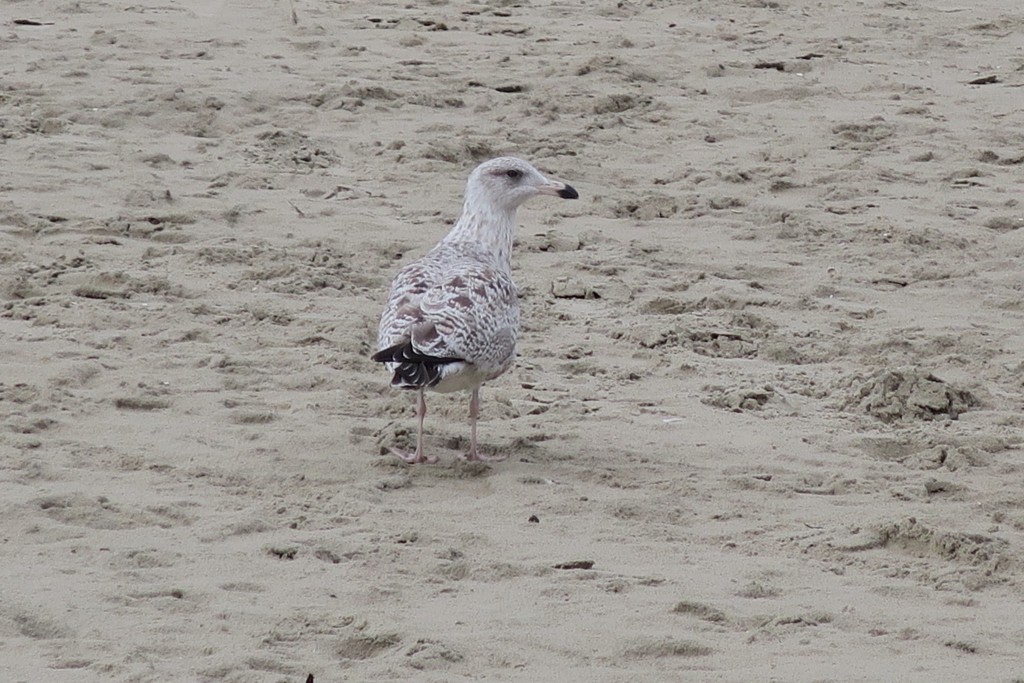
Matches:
[372,157,579,463]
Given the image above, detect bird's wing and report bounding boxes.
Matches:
[377,258,439,350]
[378,253,518,370]
[413,262,519,373]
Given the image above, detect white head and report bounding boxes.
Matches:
[464,157,578,213]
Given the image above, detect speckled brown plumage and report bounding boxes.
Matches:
[372,157,578,463]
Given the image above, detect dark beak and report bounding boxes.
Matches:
[537,180,579,200]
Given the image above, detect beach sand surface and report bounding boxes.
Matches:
[2,0,1024,680]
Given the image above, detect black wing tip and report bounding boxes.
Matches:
[390,364,436,389]
[373,341,465,388]
[371,341,412,364]
[372,341,464,366]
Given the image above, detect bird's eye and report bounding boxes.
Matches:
[505,169,521,179]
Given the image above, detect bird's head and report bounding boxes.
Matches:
[465,157,578,213]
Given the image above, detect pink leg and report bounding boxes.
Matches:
[390,390,438,464]
[462,388,507,462]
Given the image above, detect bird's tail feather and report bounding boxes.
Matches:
[372,342,464,389]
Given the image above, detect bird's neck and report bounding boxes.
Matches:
[441,197,517,268]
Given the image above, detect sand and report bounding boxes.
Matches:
[2,0,1024,680]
